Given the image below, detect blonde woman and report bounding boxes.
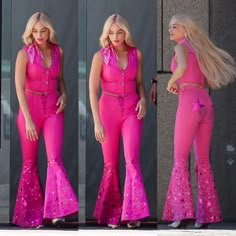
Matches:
[163,14,236,229]
[13,12,78,228]
[89,14,150,229]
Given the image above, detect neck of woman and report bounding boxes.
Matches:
[113,43,127,53]
[37,42,50,52]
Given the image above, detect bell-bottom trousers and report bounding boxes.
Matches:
[163,86,222,223]
[93,93,150,224]
[13,91,78,227]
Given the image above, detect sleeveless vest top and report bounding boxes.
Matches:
[23,42,61,95]
[100,45,138,97]
[171,39,206,86]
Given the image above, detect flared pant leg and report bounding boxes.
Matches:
[13,111,44,227]
[163,88,222,223]
[94,94,150,224]
[93,96,122,224]
[93,124,122,224]
[163,94,196,221]
[43,113,79,219]
[193,105,222,223]
[121,114,150,222]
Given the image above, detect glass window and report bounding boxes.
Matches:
[0,0,11,222]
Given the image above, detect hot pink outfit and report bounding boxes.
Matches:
[13,43,78,227]
[162,39,222,223]
[93,46,150,225]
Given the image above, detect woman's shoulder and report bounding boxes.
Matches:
[15,48,28,64]
[22,44,30,52]
[50,43,62,53]
[100,47,109,54]
[18,48,28,57]
[94,50,103,57]
[129,46,142,60]
[174,43,188,55]
[175,43,186,50]
[92,50,103,63]
[134,47,142,55]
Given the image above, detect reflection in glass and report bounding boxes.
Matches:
[78,0,87,223]
[0,0,11,222]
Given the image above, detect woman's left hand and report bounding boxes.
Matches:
[135,97,146,119]
[167,79,179,94]
[56,94,67,114]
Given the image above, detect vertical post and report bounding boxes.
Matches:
[0,0,2,146]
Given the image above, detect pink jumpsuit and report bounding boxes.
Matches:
[93,46,150,225]
[163,39,222,223]
[13,43,78,227]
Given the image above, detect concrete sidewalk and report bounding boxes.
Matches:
[0,229,236,236]
[0,222,236,236]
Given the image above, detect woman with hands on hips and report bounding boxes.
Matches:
[89,13,150,229]
[13,12,78,228]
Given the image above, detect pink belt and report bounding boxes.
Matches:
[179,82,205,89]
[103,91,125,97]
[26,89,56,96]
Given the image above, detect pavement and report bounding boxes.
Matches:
[0,222,236,236]
[0,228,236,236]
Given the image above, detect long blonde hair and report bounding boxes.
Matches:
[22,12,57,45]
[171,14,236,89]
[99,14,135,48]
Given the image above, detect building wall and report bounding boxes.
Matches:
[210,0,236,221]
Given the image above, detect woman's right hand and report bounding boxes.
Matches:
[149,83,157,105]
[25,118,38,141]
[94,121,105,143]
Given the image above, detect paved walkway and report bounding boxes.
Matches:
[0,229,236,236]
[1,222,236,236]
